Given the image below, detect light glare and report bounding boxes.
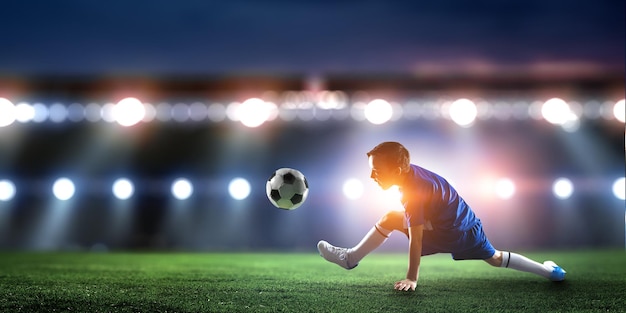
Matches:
[49,103,67,123]
[613,177,625,200]
[614,99,625,123]
[541,98,570,125]
[228,178,251,200]
[32,103,49,123]
[115,97,145,126]
[0,180,16,201]
[15,103,35,123]
[0,98,16,127]
[364,99,392,125]
[53,178,75,201]
[449,98,478,127]
[112,178,134,200]
[552,178,574,199]
[172,178,193,200]
[238,98,275,128]
[495,178,515,199]
[343,178,364,200]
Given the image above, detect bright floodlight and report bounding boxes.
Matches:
[32,103,49,123]
[364,99,393,125]
[15,103,36,123]
[0,180,16,201]
[343,178,364,200]
[171,178,193,200]
[0,98,16,127]
[53,178,75,201]
[207,103,226,122]
[612,177,625,200]
[101,103,116,123]
[238,98,276,128]
[541,98,571,125]
[114,97,145,127]
[614,99,625,123]
[495,178,515,199]
[112,178,134,200]
[382,185,403,203]
[228,178,251,200]
[449,98,478,127]
[552,178,574,199]
[48,103,67,123]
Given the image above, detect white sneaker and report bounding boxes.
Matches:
[317,240,358,269]
[543,261,566,281]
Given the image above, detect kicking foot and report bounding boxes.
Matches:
[317,240,358,270]
[544,261,566,281]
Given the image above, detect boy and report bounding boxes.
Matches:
[317,141,566,291]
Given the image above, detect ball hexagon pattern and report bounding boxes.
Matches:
[266,168,309,210]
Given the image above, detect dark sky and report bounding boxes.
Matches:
[1,0,624,76]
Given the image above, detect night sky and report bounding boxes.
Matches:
[0,0,623,75]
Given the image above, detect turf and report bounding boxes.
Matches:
[0,250,624,313]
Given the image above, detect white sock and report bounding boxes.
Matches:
[501,251,551,278]
[347,224,391,265]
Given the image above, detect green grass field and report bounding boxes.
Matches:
[0,250,624,313]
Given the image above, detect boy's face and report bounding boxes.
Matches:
[368,155,399,190]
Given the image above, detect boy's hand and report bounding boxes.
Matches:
[394,279,417,291]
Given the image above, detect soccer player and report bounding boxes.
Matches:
[317,141,566,291]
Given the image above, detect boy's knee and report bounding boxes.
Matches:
[485,250,503,267]
[377,211,405,231]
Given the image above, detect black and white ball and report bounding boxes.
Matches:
[266,168,309,210]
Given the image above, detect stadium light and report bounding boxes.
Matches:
[15,102,35,123]
[112,178,134,200]
[613,177,625,200]
[0,180,16,201]
[0,98,16,127]
[189,102,208,122]
[67,103,85,122]
[449,98,478,127]
[52,178,75,201]
[85,103,102,122]
[171,178,193,200]
[494,178,515,199]
[552,178,574,199]
[614,99,625,123]
[114,97,145,127]
[228,178,251,200]
[32,103,48,123]
[172,103,190,122]
[237,98,276,128]
[49,103,68,123]
[101,103,116,123]
[154,102,172,122]
[207,103,227,122]
[364,99,392,125]
[343,178,364,200]
[142,103,156,122]
[541,98,570,125]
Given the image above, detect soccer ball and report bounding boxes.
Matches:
[266,168,309,210]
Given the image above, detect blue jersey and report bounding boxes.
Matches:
[400,164,478,232]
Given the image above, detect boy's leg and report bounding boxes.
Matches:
[347,210,406,264]
[459,221,566,282]
[318,210,405,269]
[486,250,566,281]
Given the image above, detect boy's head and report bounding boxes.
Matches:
[366,142,411,189]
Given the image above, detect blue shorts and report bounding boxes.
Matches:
[403,220,496,260]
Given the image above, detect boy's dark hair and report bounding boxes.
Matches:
[366,141,411,172]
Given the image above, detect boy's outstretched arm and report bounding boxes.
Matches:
[395,224,424,291]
